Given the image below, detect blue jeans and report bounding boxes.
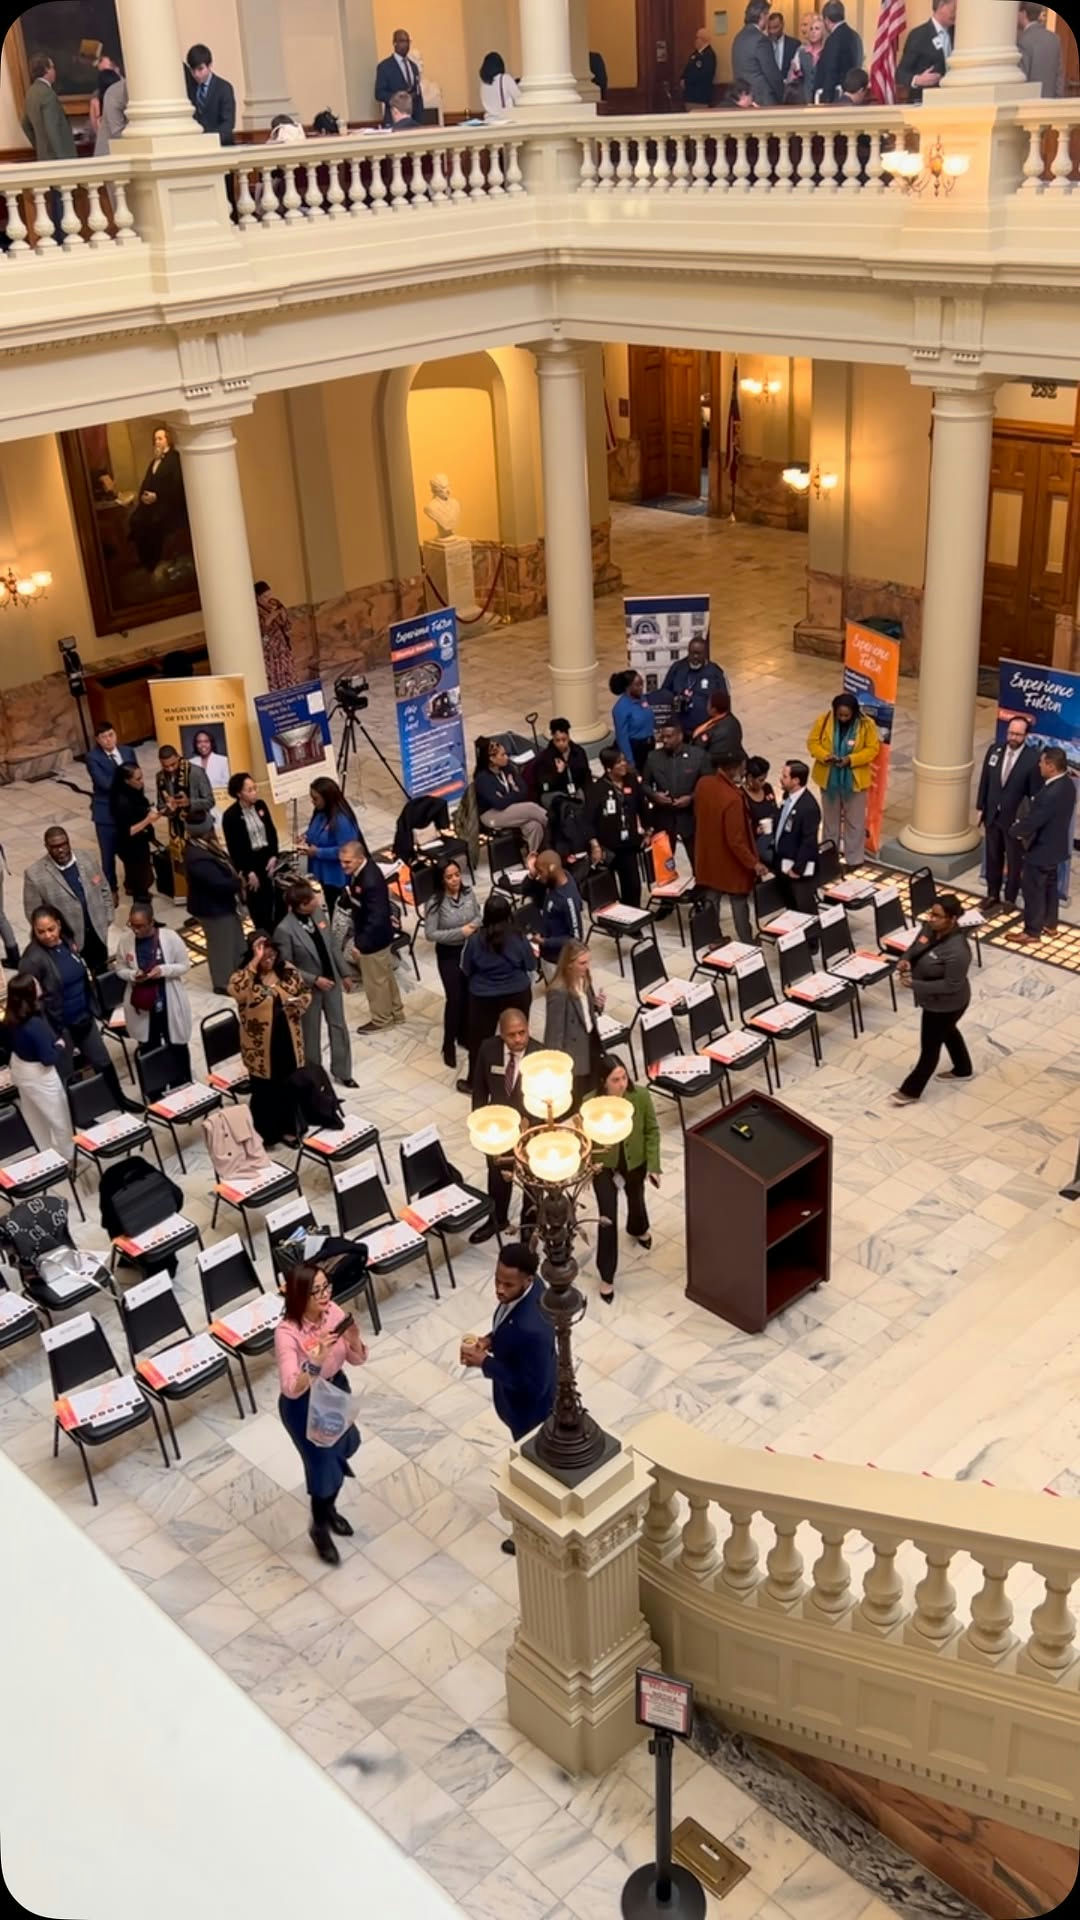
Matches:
[95,821,119,892]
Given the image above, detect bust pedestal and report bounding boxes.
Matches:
[494,1441,659,1776]
[424,536,481,623]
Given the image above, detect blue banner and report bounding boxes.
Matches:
[253,680,335,803]
[390,609,468,801]
[625,594,711,697]
[997,659,1080,767]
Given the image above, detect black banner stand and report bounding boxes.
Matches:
[622,1671,706,1918]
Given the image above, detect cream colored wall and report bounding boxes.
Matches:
[461,0,519,113]
[848,364,932,587]
[604,343,631,441]
[408,388,500,542]
[736,354,810,463]
[995,381,1077,428]
[371,0,468,112]
[313,372,395,586]
[588,0,637,90]
[282,0,347,121]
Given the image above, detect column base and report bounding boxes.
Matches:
[550,661,602,741]
[880,835,982,881]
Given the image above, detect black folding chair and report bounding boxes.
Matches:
[753,876,817,947]
[136,1043,222,1174]
[817,838,875,908]
[909,865,983,967]
[0,1064,18,1111]
[583,867,651,977]
[332,1162,441,1300]
[404,864,440,981]
[630,936,694,1023]
[44,1314,169,1506]
[296,1109,388,1186]
[735,951,822,1084]
[119,1272,244,1458]
[266,1198,318,1282]
[641,1007,721,1130]
[776,929,862,1038]
[818,906,898,1014]
[69,1072,161,1182]
[200,1241,280,1415]
[873,887,920,959]
[1,1198,110,1324]
[200,1009,251,1100]
[399,1130,496,1289]
[685,981,773,1099]
[486,827,528,895]
[0,1271,40,1353]
[108,1175,202,1282]
[210,1155,301,1256]
[645,857,693,947]
[92,970,135,1081]
[0,1107,84,1221]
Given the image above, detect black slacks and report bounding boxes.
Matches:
[1022,860,1059,937]
[606,845,643,908]
[984,820,1022,904]
[436,944,467,1065]
[899,1009,973,1100]
[594,1161,650,1286]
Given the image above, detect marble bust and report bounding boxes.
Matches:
[423,473,462,541]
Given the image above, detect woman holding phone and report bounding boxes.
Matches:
[275,1262,368,1565]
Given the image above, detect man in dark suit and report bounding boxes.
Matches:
[976,717,1043,910]
[129,426,187,575]
[1015,747,1076,942]
[814,0,864,103]
[276,881,356,1088]
[1018,3,1066,98]
[375,29,424,126]
[386,90,425,132]
[185,43,237,143]
[86,720,137,898]
[681,27,717,108]
[766,12,802,91]
[732,1,784,106]
[470,1008,539,1241]
[460,1242,557,1551]
[896,0,955,105]
[772,759,821,891]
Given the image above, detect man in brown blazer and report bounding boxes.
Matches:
[693,750,766,942]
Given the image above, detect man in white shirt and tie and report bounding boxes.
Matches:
[375,29,424,126]
[469,1009,539,1241]
[975,716,1043,910]
[772,758,822,900]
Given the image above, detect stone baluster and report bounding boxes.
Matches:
[111,179,136,242]
[281,163,304,222]
[1049,123,1073,192]
[679,1495,721,1578]
[257,167,281,219]
[865,130,884,194]
[448,148,468,201]
[751,135,773,193]
[841,127,862,191]
[652,141,670,193]
[805,1524,854,1620]
[633,140,652,191]
[905,1541,960,1647]
[643,1478,681,1554]
[428,149,449,204]
[579,138,598,191]
[408,152,430,206]
[325,161,347,218]
[615,141,633,191]
[775,134,794,194]
[488,146,506,197]
[732,134,751,193]
[31,188,58,250]
[468,148,486,199]
[1020,1566,1078,1677]
[59,185,84,246]
[86,183,111,247]
[819,132,839,193]
[795,131,815,192]
[388,149,409,211]
[344,158,365,215]
[233,166,257,227]
[1019,123,1046,192]
[691,137,711,191]
[3,189,30,253]
[304,164,327,219]
[369,154,389,212]
[720,1507,761,1597]
[855,1533,907,1636]
[760,1512,804,1611]
[671,138,690,192]
[960,1556,1016,1664]
[506,144,524,194]
[597,141,615,191]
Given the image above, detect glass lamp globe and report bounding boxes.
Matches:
[466,1105,521,1158]
[519,1050,575,1120]
[524,1129,583,1183]
[580,1095,634,1150]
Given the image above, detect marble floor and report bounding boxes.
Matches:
[2,505,1079,1920]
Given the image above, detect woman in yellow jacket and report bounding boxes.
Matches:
[806,692,881,866]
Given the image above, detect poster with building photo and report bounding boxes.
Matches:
[624,594,711,732]
[254,682,336,803]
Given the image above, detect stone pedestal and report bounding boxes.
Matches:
[495,1442,659,1777]
[424,537,482,623]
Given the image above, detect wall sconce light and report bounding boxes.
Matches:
[881,135,969,197]
[783,464,838,501]
[0,564,52,610]
[740,377,783,403]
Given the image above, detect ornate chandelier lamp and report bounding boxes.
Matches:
[467,1049,633,1484]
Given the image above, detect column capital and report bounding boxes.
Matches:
[170,407,254,443]
[906,373,1000,407]
[532,337,588,375]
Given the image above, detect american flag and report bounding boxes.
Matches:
[725,358,741,520]
[869,0,907,105]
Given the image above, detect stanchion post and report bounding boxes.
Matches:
[621,1669,705,1919]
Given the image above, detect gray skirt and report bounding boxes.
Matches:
[201,912,246,993]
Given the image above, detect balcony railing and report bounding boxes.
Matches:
[576,107,905,197]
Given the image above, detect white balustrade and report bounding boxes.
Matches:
[762,1511,805,1610]
[1014,106,1080,197]
[679,1494,720,1578]
[720,1506,760,1597]
[1024,1566,1078,1674]
[574,111,904,201]
[962,1555,1016,1662]
[857,1531,907,1635]
[908,1540,960,1646]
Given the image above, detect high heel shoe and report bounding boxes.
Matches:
[599,1286,615,1305]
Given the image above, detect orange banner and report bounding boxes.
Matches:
[843,621,900,857]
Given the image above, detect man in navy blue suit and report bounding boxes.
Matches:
[772,758,821,895]
[1015,746,1077,943]
[374,29,424,126]
[86,719,137,899]
[461,1241,556,1553]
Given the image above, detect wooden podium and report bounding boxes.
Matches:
[684,1091,831,1334]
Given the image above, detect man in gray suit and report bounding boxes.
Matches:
[23,827,113,977]
[275,881,356,1088]
[1018,4,1065,97]
[732,0,784,106]
[21,51,76,162]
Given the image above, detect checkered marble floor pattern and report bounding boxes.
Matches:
[2,506,1079,1920]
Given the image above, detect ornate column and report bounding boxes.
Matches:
[494,1442,659,1775]
[534,340,603,741]
[569,0,601,106]
[898,384,997,861]
[236,0,295,128]
[338,0,380,121]
[941,0,1032,97]
[172,415,268,700]
[517,0,584,114]
[114,0,198,138]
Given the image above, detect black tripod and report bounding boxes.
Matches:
[330,700,408,799]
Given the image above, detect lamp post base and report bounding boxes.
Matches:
[522,1426,621,1487]
[621,1864,707,1918]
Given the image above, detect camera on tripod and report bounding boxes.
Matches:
[334,673,370,715]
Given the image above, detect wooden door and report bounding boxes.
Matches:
[629,345,668,498]
[636,0,675,112]
[664,348,702,497]
[981,427,1079,669]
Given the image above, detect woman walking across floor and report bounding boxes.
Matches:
[424,856,481,1072]
[298,777,360,916]
[229,931,311,1147]
[891,895,973,1107]
[113,901,194,1082]
[591,1056,660,1302]
[543,939,607,1112]
[460,894,539,1085]
[2,972,73,1162]
[110,763,161,901]
[223,772,280,932]
[184,821,246,993]
[275,1262,368,1566]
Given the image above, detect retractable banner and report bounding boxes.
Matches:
[624,594,711,731]
[253,681,335,803]
[148,675,251,815]
[390,608,467,801]
[997,659,1080,767]
[842,622,900,856]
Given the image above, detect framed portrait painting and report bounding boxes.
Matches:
[5,0,122,124]
[60,418,201,637]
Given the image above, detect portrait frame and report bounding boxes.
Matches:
[4,1,122,126]
[60,418,201,638]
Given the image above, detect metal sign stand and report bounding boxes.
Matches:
[622,1670,706,1919]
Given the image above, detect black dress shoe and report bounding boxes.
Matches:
[469,1220,499,1244]
[455,1077,473,1094]
[338,1078,359,1090]
[310,1526,340,1566]
[3,948,19,972]
[500,1538,517,1556]
[328,1508,354,1537]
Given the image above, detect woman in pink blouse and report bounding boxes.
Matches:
[275,1263,368,1565]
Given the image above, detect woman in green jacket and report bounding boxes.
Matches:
[592,1056,661,1302]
